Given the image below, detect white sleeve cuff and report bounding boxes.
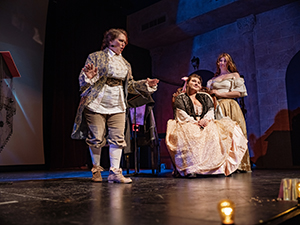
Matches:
[145,82,157,92]
[84,72,99,84]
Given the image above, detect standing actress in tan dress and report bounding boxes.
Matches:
[207,53,251,172]
[165,74,248,177]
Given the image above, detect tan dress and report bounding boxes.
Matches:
[165,93,248,176]
[207,77,251,172]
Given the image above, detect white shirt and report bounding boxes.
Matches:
[86,49,128,114]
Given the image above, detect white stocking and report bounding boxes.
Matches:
[109,144,122,169]
[89,146,102,167]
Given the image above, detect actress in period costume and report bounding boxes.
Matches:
[71,28,159,183]
[165,74,248,177]
[207,53,251,172]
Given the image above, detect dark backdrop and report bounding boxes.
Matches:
[43,0,154,169]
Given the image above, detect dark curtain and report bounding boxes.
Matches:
[43,0,152,169]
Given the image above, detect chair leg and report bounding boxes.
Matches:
[126,154,130,174]
[151,147,155,174]
[137,147,140,173]
[156,142,161,174]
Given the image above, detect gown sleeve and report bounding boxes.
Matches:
[231,77,247,97]
[203,107,214,121]
[175,108,198,124]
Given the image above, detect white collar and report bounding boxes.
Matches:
[107,48,121,57]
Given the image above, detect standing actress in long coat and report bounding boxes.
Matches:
[71,28,159,183]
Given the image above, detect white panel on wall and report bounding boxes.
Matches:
[0,0,48,165]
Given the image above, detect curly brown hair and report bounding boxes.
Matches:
[186,74,209,93]
[101,28,128,50]
[214,53,238,76]
[187,73,202,84]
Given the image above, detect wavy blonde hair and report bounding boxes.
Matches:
[214,53,238,76]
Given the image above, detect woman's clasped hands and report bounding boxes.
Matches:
[197,118,210,128]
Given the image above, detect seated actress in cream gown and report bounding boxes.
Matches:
[165,74,248,177]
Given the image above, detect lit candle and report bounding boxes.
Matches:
[218,199,235,224]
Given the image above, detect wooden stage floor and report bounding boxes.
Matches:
[0,169,299,225]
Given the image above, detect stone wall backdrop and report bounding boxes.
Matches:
[127,0,300,169]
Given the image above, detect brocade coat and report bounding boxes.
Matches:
[71,48,152,140]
